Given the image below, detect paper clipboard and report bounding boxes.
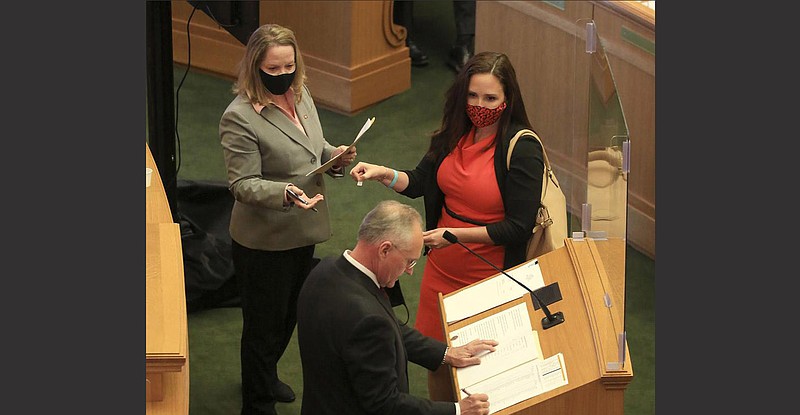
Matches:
[306,117,375,177]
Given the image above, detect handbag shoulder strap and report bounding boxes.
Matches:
[506,129,561,197]
[506,129,552,171]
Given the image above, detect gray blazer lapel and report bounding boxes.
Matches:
[258,106,316,156]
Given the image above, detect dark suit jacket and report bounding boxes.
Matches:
[297,256,454,415]
[399,122,544,269]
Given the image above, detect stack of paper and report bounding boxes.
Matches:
[450,302,569,414]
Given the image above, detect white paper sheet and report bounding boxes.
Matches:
[306,117,375,176]
[443,259,545,324]
[458,353,568,415]
[450,303,543,388]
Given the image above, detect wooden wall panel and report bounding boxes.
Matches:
[263,1,351,73]
[476,1,655,259]
[475,0,593,233]
[262,1,409,114]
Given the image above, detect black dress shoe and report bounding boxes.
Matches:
[447,44,472,73]
[407,40,429,67]
[273,379,295,403]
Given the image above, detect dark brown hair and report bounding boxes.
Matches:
[426,51,532,160]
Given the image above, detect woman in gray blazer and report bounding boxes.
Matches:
[219,23,356,415]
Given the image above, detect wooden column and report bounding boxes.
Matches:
[171,0,410,115]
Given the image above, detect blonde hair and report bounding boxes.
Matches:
[232,24,307,106]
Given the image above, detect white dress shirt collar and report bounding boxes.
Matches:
[343,250,380,289]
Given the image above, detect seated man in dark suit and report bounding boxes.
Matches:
[297,200,497,415]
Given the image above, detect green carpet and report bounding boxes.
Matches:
[165,2,654,414]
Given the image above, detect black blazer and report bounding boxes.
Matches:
[399,123,544,269]
[297,256,454,415]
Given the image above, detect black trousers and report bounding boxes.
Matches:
[393,0,414,37]
[394,1,475,44]
[232,240,315,415]
[453,0,476,47]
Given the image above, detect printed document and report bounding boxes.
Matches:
[449,301,568,414]
[458,353,569,414]
[449,302,543,388]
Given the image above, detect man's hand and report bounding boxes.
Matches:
[458,393,490,415]
[446,339,499,367]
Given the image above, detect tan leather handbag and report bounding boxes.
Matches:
[507,129,568,260]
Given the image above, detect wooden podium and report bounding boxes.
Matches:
[146,143,190,415]
[439,238,632,415]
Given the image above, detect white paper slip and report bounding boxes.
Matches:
[306,117,375,176]
[443,259,545,324]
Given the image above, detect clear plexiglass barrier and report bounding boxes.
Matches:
[575,18,630,368]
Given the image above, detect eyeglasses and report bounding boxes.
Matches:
[391,244,419,270]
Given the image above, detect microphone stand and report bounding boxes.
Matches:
[442,231,564,329]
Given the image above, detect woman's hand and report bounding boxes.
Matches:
[422,228,454,249]
[287,185,324,211]
[349,162,390,183]
[332,145,357,167]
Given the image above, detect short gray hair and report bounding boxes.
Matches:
[358,200,422,249]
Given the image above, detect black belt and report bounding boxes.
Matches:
[443,202,489,227]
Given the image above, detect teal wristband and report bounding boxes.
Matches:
[388,169,399,189]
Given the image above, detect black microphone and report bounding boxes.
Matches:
[442,230,564,329]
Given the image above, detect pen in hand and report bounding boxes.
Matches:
[461,388,471,397]
[286,188,318,212]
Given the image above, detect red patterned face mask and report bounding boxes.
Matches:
[466,102,507,128]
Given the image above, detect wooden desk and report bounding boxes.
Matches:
[146,143,189,415]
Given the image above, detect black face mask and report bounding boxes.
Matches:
[259,69,295,95]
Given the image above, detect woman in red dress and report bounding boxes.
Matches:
[350,51,545,400]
